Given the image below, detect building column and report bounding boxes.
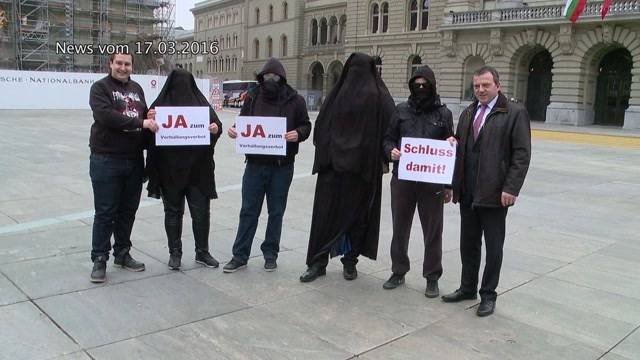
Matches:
[545,54,586,126]
[624,64,640,129]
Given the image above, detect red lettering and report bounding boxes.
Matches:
[174,115,187,128]
[253,124,266,138]
[162,115,173,128]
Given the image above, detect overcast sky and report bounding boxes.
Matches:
[175,0,196,30]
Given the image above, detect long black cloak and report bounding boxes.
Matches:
[306,53,395,265]
[145,69,223,199]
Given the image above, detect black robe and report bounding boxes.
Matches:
[145,69,223,199]
[306,53,395,265]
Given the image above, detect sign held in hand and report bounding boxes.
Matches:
[398,137,456,184]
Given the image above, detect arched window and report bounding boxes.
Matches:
[226,56,231,72]
[234,33,238,47]
[374,56,383,77]
[381,2,389,33]
[339,15,346,43]
[233,56,238,72]
[208,17,212,28]
[371,3,379,33]
[409,0,429,31]
[267,37,273,58]
[408,55,422,79]
[254,39,260,59]
[269,4,274,22]
[227,12,231,24]
[283,2,288,19]
[227,34,231,47]
[329,17,338,44]
[463,56,485,100]
[311,19,318,45]
[220,37,224,50]
[320,18,328,44]
[255,8,260,25]
[281,35,288,57]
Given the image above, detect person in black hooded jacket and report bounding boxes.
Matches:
[145,69,223,270]
[223,58,311,273]
[299,53,396,283]
[381,65,456,297]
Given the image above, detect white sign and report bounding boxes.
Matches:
[398,137,456,184]
[155,106,210,146]
[235,116,287,156]
[0,70,210,110]
[209,78,223,112]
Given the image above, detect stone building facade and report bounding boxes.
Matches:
[192,0,640,128]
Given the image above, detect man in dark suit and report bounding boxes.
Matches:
[442,66,531,317]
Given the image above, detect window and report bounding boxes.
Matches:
[381,3,389,33]
[339,15,346,43]
[281,35,288,56]
[408,55,422,79]
[269,5,274,22]
[255,8,260,24]
[208,17,212,28]
[371,4,379,33]
[234,33,238,47]
[374,56,383,77]
[283,2,288,19]
[409,0,429,31]
[311,19,318,45]
[320,18,328,44]
[329,17,338,44]
[267,37,273,58]
[463,56,485,100]
[254,39,260,59]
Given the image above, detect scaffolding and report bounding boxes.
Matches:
[0,0,175,73]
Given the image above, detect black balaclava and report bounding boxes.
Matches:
[257,58,288,101]
[408,65,440,112]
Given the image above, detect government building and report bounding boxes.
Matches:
[186,0,640,128]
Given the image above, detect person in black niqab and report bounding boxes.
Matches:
[145,69,223,270]
[300,53,396,283]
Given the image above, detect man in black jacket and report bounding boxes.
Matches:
[223,58,311,273]
[441,66,531,317]
[381,65,456,297]
[88,52,159,283]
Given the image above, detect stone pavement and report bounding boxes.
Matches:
[0,109,639,360]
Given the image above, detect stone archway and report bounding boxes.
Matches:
[327,60,343,94]
[526,50,553,122]
[594,48,632,126]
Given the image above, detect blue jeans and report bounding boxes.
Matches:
[89,153,144,261]
[231,162,294,264]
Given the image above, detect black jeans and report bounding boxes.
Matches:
[459,204,508,301]
[89,153,144,261]
[162,185,210,256]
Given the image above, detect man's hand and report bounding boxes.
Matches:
[285,130,299,142]
[443,189,453,204]
[209,122,219,134]
[446,136,457,146]
[227,126,237,139]
[143,119,159,133]
[390,148,401,161]
[501,192,517,207]
[147,108,156,120]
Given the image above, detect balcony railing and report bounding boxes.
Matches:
[444,0,640,26]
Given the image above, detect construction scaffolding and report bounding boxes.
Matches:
[0,0,175,73]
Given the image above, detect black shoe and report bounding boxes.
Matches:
[477,299,496,317]
[425,280,439,298]
[222,259,247,273]
[195,252,219,268]
[343,265,357,280]
[264,259,277,272]
[383,273,405,289]
[299,265,326,283]
[90,256,107,283]
[441,289,477,303]
[168,254,181,270]
[114,252,145,272]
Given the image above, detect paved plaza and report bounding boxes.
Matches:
[0,109,639,360]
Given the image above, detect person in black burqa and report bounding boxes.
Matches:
[299,53,395,283]
[145,69,223,270]
[381,65,457,297]
[223,58,311,273]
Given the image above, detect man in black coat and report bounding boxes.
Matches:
[441,66,531,317]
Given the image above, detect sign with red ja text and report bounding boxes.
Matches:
[398,137,457,184]
[235,116,287,156]
[155,106,210,146]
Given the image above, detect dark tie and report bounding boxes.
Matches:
[473,104,488,141]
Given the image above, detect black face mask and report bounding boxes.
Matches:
[409,83,436,110]
[261,79,281,100]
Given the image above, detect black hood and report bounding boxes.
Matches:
[257,58,287,84]
[408,65,437,96]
